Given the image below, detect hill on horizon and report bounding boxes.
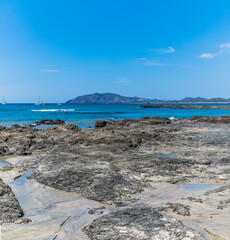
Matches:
[66,93,230,104]
[66,93,150,104]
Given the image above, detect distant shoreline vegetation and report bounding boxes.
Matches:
[65,93,230,104]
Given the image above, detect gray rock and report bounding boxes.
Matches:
[83,204,205,240]
[0,178,23,222]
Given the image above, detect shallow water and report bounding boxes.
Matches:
[12,170,35,186]
[178,182,223,192]
[0,161,10,167]
[154,154,177,157]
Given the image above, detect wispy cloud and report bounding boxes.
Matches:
[117,77,131,84]
[144,61,172,66]
[200,53,216,59]
[200,42,230,59]
[40,70,60,72]
[135,58,171,66]
[135,57,148,61]
[149,46,175,54]
[135,57,192,68]
[219,42,230,49]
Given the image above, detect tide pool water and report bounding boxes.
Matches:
[178,182,223,192]
[2,103,230,128]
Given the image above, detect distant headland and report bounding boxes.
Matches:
[65,93,230,104]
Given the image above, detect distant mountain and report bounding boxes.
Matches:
[66,93,230,104]
[66,93,150,104]
[180,97,230,102]
[180,97,208,102]
[151,97,230,103]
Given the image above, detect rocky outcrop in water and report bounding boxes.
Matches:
[34,119,65,125]
[139,104,230,109]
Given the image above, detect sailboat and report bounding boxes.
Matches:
[35,97,41,105]
[35,97,46,106]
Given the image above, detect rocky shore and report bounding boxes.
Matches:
[139,104,230,109]
[1,116,230,239]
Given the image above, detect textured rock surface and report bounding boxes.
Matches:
[83,205,205,240]
[0,178,23,222]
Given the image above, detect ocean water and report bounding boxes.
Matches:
[1,103,230,128]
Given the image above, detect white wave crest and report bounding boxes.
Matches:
[32,109,77,112]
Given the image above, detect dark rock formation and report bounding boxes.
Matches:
[0,125,6,131]
[0,178,23,222]
[95,120,107,128]
[83,205,205,239]
[34,119,65,125]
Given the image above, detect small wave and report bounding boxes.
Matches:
[32,109,77,112]
[75,111,125,114]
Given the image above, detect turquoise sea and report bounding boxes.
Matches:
[2,103,230,128]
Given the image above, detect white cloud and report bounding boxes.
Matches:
[135,57,168,66]
[167,46,175,53]
[200,53,216,59]
[219,42,230,49]
[144,61,166,66]
[200,42,230,59]
[40,70,60,72]
[135,57,191,67]
[149,46,175,54]
[117,78,131,84]
[135,57,148,61]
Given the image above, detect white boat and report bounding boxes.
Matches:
[35,97,46,105]
[35,97,41,105]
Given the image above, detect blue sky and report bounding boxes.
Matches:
[1,0,230,102]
